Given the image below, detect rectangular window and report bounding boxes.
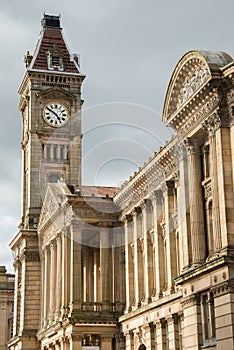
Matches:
[201,292,216,346]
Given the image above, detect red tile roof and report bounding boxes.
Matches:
[69,185,118,197]
[31,27,80,73]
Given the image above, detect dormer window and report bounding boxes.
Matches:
[47,45,64,71]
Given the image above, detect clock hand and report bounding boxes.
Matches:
[46,106,58,118]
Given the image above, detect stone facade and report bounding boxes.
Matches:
[7,14,234,350]
[0,266,14,350]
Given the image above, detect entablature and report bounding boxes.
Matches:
[162,50,234,134]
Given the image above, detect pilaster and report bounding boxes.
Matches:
[48,242,56,323]
[150,191,165,298]
[185,138,206,265]
[55,234,62,320]
[202,114,222,253]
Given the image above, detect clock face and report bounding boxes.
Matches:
[43,102,69,127]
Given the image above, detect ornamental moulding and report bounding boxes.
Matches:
[179,94,219,136]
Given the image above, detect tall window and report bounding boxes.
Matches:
[201,292,216,347]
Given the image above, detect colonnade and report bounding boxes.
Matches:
[41,224,124,328]
[123,132,227,311]
[123,182,179,311]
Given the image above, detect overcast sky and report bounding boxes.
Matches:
[1,0,234,272]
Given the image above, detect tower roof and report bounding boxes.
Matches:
[26,13,81,74]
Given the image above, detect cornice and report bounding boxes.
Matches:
[114,135,180,213]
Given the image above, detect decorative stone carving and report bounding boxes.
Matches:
[177,67,209,108]
[202,112,221,136]
[180,95,219,135]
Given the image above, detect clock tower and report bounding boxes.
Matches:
[19,14,85,229]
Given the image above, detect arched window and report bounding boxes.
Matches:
[139,345,146,350]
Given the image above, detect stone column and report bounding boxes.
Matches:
[50,144,54,160]
[185,138,206,265]
[61,230,70,317]
[88,251,94,302]
[163,181,177,292]
[70,224,82,313]
[123,215,134,311]
[217,127,234,247]
[49,242,56,323]
[151,190,165,298]
[43,246,50,327]
[55,342,61,350]
[43,144,47,160]
[141,199,153,302]
[176,144,191,270]
[93,249,100,302]
[83,248,88,302]
[203,116,222,253]
[100,225,111,309]
[55,234,62,320]
[132,207,143,306]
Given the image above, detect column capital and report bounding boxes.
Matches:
[162,180,175,196]
[121,213,132,224]
[124,330,134,339]
[50,241,56,250]
[149,189,162,203]
[173,141,187,161]
[184,138,201,155]
[56,233,62,244]
[202,112,221,136]
[132,206,142,217]
[154,318,166,329]
[139,198,152,211]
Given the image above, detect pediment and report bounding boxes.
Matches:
[38,184,61,230]
[163,50,233,127]
[37,86,75,100]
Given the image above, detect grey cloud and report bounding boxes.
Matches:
[1,0,234,269]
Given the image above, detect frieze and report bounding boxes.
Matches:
[211,280,234,297]
[179,95,219,136]
[177,67,209,109]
